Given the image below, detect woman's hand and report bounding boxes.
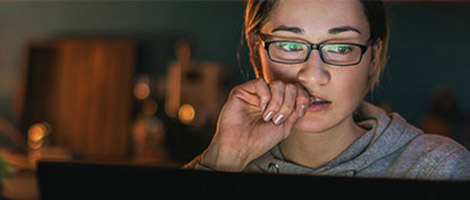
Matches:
[201,78,310,172]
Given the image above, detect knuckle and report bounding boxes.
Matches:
[283,102,295,111]
[269,81,283,88]
[280,102,295,113]
[255,78,266,88]
[230,85,245,98]
[231,85,243,94]
[269,101,282,109]
[286,84,298,96]
[285,83,296,91]
[261,95,271,103]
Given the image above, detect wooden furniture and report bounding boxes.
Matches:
[20,38,136,159]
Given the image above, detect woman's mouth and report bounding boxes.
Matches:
[308,96,331,112]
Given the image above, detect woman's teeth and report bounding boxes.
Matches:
[311,97,329,104]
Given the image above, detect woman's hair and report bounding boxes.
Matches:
[244,0,389,90]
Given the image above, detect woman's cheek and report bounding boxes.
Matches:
[342,70,370,104]
[262,62,298,83]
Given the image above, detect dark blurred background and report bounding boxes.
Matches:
[0,1,470,198]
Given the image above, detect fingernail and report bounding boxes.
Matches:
[264,111,275,122]
[261,103,267,112]
[274,114,285,125]
[299,105,307,117]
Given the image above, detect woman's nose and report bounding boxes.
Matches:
[297,51,331,87]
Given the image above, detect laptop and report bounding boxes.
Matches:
[36,160,469,199]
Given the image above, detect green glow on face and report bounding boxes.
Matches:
[324,44,352,54]
[276,42,304,51]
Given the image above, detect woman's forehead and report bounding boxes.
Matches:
[261,0,370,41]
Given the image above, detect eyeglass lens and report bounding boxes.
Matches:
[267,41,363,65]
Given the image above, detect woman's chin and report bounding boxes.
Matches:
[293,117,333,134]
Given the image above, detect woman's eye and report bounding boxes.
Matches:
[276,42,303,51]
[325,44,352,54]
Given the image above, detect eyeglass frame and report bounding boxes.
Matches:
[258,32,371,66]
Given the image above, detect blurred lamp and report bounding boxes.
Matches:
[178,104,195,124]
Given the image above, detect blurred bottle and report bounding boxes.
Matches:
[24,121,72,167]
[165,38,231,128]
[132,75,167,163]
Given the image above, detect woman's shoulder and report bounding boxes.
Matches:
[409,134,468,155]
[401,133,470,180]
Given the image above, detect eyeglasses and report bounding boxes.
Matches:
[259,33,370,66]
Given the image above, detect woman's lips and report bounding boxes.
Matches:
[308,102,331,112]
[307,96,331,112]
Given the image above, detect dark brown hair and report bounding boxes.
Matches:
[244,0,389,90]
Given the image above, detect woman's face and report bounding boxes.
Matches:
[258,0,380,133]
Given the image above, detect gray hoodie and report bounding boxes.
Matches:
[184,102,470,180]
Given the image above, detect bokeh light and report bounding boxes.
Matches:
[28,122,51,150]
[178,104,195,124]
[143,99,158,116]
[134,82,150,100]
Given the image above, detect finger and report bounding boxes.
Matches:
[273,83,297,125]
[255,78,271,112]
[295,84,310,117]
[281,85,310,139]
[263,81,284,122]
[230,78,270,109]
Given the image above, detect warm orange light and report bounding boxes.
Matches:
[28,122,50,149]
[178,104,195,124]
[28,123,48,142]
[143,99,158,116]
[28,140,44,150]
[134,82,150,100]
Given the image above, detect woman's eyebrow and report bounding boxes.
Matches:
[328,26,362,35]
[271,25,361,35]
[271,25,304,34]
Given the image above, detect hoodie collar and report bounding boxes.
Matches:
[251,102,423,176]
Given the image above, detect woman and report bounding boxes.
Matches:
[184,0,470,180]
